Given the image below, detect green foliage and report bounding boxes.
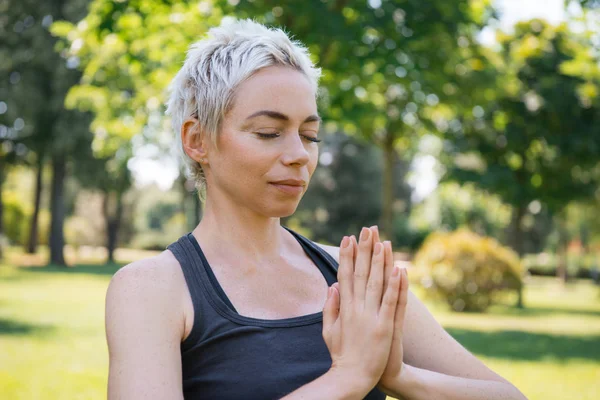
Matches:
[2,191,49,246]
[392,214,432,251]
[128,184,186,250]
[293,132,411,243]
[57,0,496,239]
[213,0,495,160]
[0,0,93,164]
[411,182,512,236]
[447,20,600,214]
[414,229,523,312]
[2,192,27,244]
[53,0,223,156]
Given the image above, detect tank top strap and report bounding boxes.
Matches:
[167,234,223,349]
[283,226,340,278]
[167,234,208,303]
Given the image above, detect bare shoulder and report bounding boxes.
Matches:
[107,250,183,296]
[105,250,187,399]
[106,250,186,322]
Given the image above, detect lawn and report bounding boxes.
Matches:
[1,248,599,400]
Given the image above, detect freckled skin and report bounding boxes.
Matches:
[202,65,320,219]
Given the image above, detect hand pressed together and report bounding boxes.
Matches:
[321,226,409,396]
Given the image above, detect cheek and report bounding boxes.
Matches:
[221,135,273,175]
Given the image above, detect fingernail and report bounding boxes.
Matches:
[392,266,400,277]
[341,236,349,248]
[360,227,369,241]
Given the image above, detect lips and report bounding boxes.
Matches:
[269,181,305,195]
[269,179,306,187]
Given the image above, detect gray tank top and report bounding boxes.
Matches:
[166,226,386,400]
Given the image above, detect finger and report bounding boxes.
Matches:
[370,225,380,243]
[337,236,354,312]
[394,268,410,332]
[365,242,385,312]
[383,241,394,296]
[350,235,358,260]
[322,285,340,334]
[379,266,402,326]
[353,227,374,305]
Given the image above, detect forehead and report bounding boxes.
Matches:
[227,66,318,120]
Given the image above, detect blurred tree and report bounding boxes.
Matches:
[215,0,494,240]
[0,0,93,265]
[577,0,600,8]
[128,183,187,251]
[560,199,600,277]
[71,142,132,263]
[52,0,223,237]
[411,182,512,237]
[54,0,494,240]
[0,150,17,259]
[291,132,410,244]
[446,20,600,291]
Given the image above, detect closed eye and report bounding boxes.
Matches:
[255,133,321,143]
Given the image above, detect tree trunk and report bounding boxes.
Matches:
[104,190,124,264]
[510,203,527,308]
[556,216,569,285]
[26,154,44,254]
[380,131,395,240]
[578,225,589,279]
[49,155,67,266]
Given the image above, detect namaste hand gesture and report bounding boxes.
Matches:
[322,226,409,396]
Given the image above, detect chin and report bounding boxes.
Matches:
[262,200,301,218]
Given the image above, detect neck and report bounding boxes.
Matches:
[192,193,289,263]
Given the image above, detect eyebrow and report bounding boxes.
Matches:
[245,110,321,124]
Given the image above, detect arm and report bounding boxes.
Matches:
[315,242,527,400]
[379,289,527,399]
[105,253,186,400]
[387,362,527,400]
[280,369,371,400]
[385,290,527,399]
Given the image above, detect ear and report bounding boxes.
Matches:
[181,118,209,164]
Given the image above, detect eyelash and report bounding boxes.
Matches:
[256,133,322,143]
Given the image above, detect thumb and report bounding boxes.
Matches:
[322,285,340,332]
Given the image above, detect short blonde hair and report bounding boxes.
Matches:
[166,19,321,195]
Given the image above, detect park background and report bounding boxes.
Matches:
[1,0,600,399]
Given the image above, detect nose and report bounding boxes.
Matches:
[281,133,311,166]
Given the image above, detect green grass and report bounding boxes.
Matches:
[412,278,600,400]
[1,248,599,400]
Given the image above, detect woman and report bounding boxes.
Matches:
[105,19,527,399]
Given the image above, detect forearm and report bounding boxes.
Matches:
[385,363,528,400]
[281,369,371,400]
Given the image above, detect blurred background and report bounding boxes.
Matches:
[1,0,599,399]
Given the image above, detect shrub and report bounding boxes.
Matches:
[3,191,28,245]
[413,229,523,312]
